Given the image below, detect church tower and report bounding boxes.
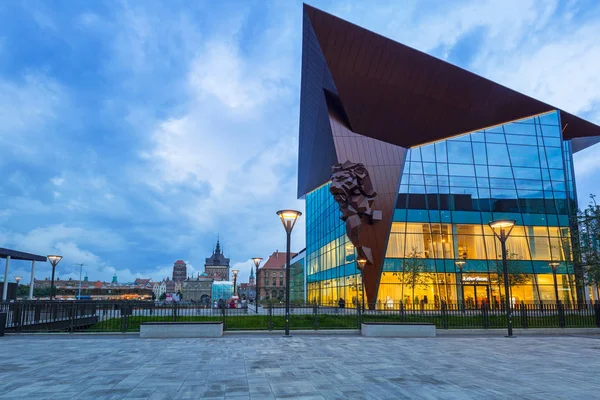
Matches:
[204,236,231,281]
[249,265,255,285]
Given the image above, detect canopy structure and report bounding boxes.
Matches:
[1,248,47,300]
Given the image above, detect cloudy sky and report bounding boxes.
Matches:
[1,0,599,285]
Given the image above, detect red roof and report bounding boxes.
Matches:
[175,260,186,264]
[260,250,298,270]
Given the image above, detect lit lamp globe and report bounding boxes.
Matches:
[276,210,302,234]
[14,276,22,285]
[356,258,367,272]
[488,220,516,240]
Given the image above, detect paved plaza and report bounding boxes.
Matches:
[1,333,599,399]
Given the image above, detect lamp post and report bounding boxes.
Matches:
[14,276,22,299]
[252,257,263,313]
[74,263,84,299]
[549,262,561,305]
[489,220,516,337]
[455,260,465,311]
[232,269,239,297]
[276,209,302,337]
[357,258,367,312]
[47,255,63,300]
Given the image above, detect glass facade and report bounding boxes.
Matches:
[304,111,582,308]
[305,183,363,307]
[289,254,306,304]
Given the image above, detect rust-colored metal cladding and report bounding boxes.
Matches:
[303,4,600,149]
[328,99,407,309]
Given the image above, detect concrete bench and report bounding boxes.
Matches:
[140,322,223,338]
[361,322,436,337]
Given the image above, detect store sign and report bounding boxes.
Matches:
[462,276,489,282]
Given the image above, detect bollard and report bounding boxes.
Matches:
[441,302,448,330]
[558,301,566,328]
[520,301,528,329]
[482,303,490,329]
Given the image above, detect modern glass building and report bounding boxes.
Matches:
[289,249,307,304]
[298,5,600,308]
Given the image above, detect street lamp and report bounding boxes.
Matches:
[232,269,239,297]
[252,257,263,313]
[47,255,63,301]
[357,258,367,312]
[276,209,302,337]
[489,220,516,337]
[549,261,561,305]
[74,263,84,300]
[14,276,22,299]
[455,260,466,311]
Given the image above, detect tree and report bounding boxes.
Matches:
[399,248,434,309]
[494,252,530,303]
[159,293,166,301]
[578,195,600,301]
[16,285,30,298]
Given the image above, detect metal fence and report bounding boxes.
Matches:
[1,300,600,333]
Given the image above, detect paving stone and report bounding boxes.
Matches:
[1,334,600,399]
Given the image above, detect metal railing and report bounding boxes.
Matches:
[1,300,599,333]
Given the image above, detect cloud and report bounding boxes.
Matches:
[0,74,66,159]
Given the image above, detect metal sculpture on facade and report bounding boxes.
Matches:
[329,161,382,269]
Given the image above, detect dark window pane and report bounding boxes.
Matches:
[407,194,427,209]
[427,194,439,210]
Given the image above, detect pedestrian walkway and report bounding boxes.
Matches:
[0,334,599,399]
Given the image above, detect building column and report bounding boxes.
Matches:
[29,260,36,300]
[2,256,10,301]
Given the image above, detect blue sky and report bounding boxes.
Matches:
[1,0,599,284]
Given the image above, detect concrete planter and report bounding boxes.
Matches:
[361,322,436,337]
[140,322,223,338]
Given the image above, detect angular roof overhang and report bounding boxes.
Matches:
[0,248,47,262]
[298,4,600,197]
